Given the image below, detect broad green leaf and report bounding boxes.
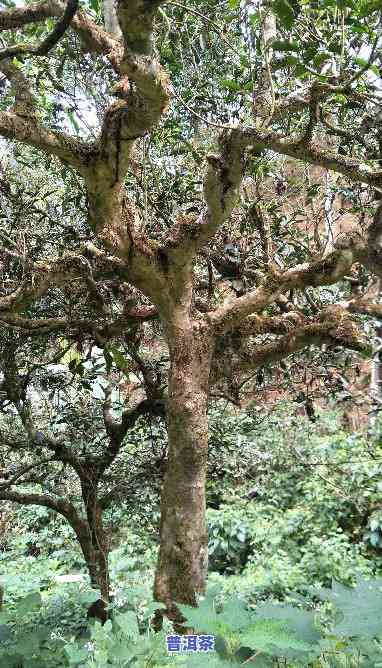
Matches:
[249,13,260,27]
[178,598,230,635]
[354,57,380,77]
[320,578,382,638]
[65,644,89,663]
[217,598,254,631]
[255,603,320,645]
[58,338,82,365]
[78,589,101,605]
[239,618,313,656]
[115,610,139,639]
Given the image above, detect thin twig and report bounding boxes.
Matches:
[172,88,235,130]
[167,1,241,56]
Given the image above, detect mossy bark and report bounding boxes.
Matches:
[154,319,213,615]
[81,483,110,603]
[70,505,110,624]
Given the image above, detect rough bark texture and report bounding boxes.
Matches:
[81,482,110,602]
[154,318,213,611]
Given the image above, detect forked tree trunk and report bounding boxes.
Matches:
[154,320,213,616]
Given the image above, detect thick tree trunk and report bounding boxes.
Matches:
[154,319,213,614]
[369,282,382,427]
[72,498,110,604]
[87,543,110,603]
[85,492,110,603]
[71,510,110,623]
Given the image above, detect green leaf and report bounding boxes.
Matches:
[238,618,313,657]
[178,598,230,635]
[255,603,320,645]
[353,58,381,78]
[104,347,113,374]
[15,632,41,655]
[67,110,80,135]
[141,601,167,620]
[108,644,136,662]
[354,57,370,68]
[273,39,300,52]
[115,610,139,640]
[108,345,129,371]
[272,0,296,30]
[78,589,101,605]
[249,13,260,27]
[220,78,242,92]
[217,598,254,632]
[16,591,42,615]
[313,52,332,69]
[358,0,381,15]
[320,578,382,638]
[235,652,274,667]
[65,644,89,664]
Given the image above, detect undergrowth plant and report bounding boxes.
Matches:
[2,577,382,667]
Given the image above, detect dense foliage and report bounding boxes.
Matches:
[1,407,382,665]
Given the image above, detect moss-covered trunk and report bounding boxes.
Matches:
[74,480,110,605]
[72,514,109,599]
[70,508,110,625]
[154,319,213,614]
[85,495,109,603]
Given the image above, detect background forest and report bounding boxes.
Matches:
[0,0,382,665]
